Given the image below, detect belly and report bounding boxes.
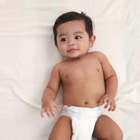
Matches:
[62,82,105,108]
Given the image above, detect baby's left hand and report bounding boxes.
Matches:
[99,94,116,111]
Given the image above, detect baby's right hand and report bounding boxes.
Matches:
[40,100,60,118]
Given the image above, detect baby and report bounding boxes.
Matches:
[41,12,123,140]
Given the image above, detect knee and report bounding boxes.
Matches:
[109,129,123,140]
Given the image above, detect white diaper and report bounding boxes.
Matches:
[61,105,103,140]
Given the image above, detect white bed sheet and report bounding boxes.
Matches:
[0,0,140,140]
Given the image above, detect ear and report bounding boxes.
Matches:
[55,43,59,51]
[89,35,96,48]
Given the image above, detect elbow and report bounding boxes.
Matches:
[105,74,116,82]
[46,86,57,93]
[105,74,118,86]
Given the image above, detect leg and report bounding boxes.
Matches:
[49,116,72,140]
[93,115,123,140]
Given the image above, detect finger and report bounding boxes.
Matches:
[108,104,113,111]
[50,107,55,118]
[99,97,105,105]
[104,99,111,109]
[40,108,45,118]
[108,101,116,111]
[108,101,113,111]
[54,104,60,111]
[103,97,109,104]
[99,99,103,105]
[46,107,51,118]
[112,103,116,111]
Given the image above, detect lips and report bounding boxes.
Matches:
[67,49,78,53]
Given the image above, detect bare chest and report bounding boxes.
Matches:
[59,58,103,85]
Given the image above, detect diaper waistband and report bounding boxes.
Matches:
[64,105,104,113]
[61,105,104,118]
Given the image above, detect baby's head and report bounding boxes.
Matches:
[53,11,93,45]
[53,11,95,59]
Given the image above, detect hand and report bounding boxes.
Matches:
[99,94,116,111]
[40,99,60,118]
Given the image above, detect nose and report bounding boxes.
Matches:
[68,40,75,47]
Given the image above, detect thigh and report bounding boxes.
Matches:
[93,115,123,140]
[49,116,72,140]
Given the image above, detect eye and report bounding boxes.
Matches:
[75,36,82,39]
[61,38,67,42]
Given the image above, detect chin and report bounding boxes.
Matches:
[68,55,80,59]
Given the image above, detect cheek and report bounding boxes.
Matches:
[80,40,89,47]
[58,45,66,53]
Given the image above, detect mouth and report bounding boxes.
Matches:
[67,49,78,53]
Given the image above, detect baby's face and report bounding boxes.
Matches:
[55,20,95,60]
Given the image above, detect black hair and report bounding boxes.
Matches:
[53,11,94,44]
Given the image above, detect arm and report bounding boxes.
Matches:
[41,64,61,118]
[101,52,118,98]
[96,52,118,111]
[105,74,118,98]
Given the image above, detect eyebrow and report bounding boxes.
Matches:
[58,31,84,38]
[59,34,66,38]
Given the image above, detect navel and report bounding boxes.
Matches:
[65,75,69,78]
[85,102,88,104]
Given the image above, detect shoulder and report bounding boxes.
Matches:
[89,51,108,62]
[52,61,65,72]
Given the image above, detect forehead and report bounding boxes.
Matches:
[56,20,86,35]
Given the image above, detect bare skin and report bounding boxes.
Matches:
[41,20,123,140]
